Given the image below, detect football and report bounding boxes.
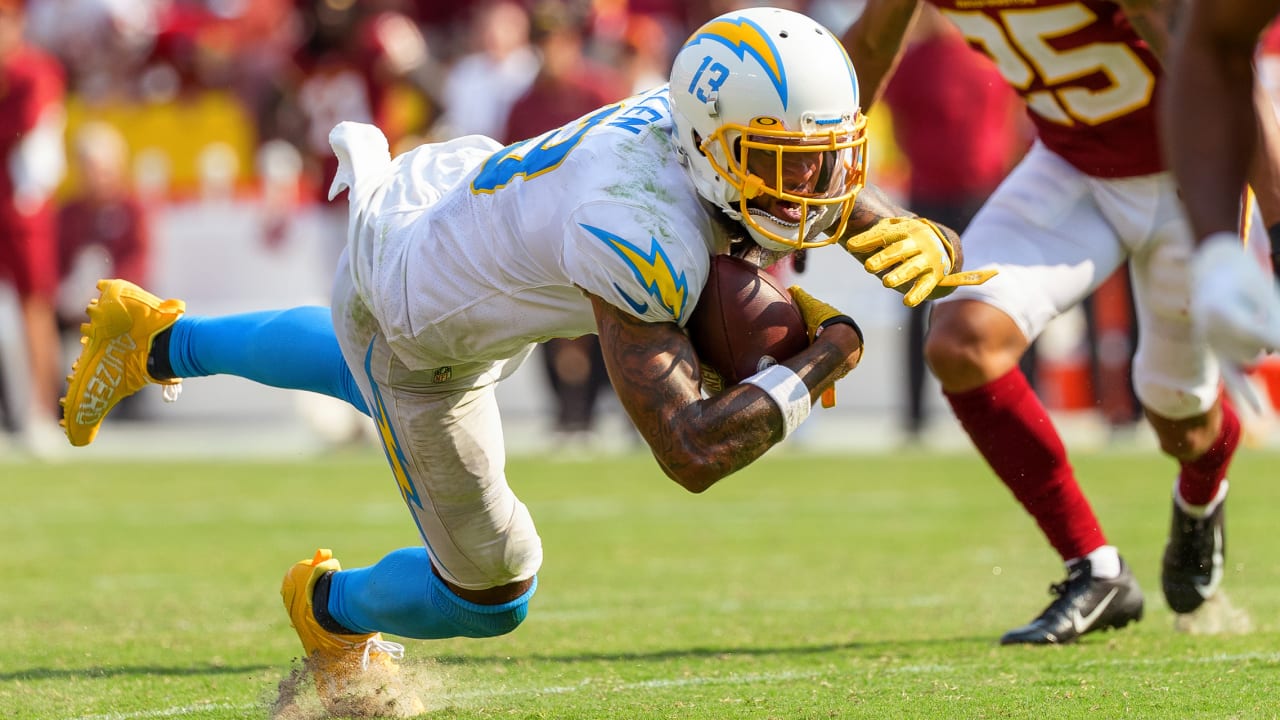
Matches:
[686,254,809,391]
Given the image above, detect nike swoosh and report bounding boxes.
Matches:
[1071,587,1119,634]
[1196,525,1225,599]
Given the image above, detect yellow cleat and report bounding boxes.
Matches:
[281,549,425,718]
[60,279,185,447]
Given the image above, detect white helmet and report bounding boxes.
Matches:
[669,7,868,251]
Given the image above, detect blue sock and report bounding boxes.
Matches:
[327,546,535,640]
[165,308,368,415]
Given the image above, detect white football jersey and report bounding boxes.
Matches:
[329,86,731,372]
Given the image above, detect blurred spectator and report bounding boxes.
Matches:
[250,1,431,280]
[615,12,675,94]
[56,121,151,420]
[0,0,66,453]
[501,1,627,446]
[436,1,538,140]
[501,1,626,143]
[56,121,151,319]
[540,335,613,446]
[25,0,159,101]
[602,0,711,39]
[880,6,1030,442]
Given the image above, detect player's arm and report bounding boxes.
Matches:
[1165,0,1280,404]
[1114,0,1181,60]
[587,292,862,494]
[840,0,922,109]
[1163,0,1279,240]
[836,184,995,307]
[1122,0,1280,240]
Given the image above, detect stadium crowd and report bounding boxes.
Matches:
[0,0,724,453]
[0,0,1199,456]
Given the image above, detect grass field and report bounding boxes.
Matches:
[3,447,1279,719]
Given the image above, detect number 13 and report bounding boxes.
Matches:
[689,56,730,103]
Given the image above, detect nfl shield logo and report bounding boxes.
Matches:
[432,366,452,383]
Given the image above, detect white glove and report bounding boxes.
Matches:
[1191,232,1280,409]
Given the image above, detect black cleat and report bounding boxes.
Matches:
[1161,488,1226,614]
[1000,559,1144,645]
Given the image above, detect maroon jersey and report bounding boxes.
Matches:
[57,197,151,286]
[0,45,64,298]
[929,0,1162,178]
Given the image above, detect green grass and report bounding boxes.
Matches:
[3,448,1280,719]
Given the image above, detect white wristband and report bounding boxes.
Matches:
[743,364,811,438]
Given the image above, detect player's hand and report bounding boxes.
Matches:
[1192,233,1280,409]
[844,216,997,307]
[788,286,857,342]
[788,286,862,408]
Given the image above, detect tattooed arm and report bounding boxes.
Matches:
[588,292,862,493]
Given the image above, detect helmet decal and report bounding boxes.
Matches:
[669,8,866,251]
[582,224,690,322]
[683,17,788,109]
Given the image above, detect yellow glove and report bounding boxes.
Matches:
[845,216,997,307]
[788,286,862,408]
[788,286,858,342]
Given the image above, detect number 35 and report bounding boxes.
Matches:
[942,4,1155,126]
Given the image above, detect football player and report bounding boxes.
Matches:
[1165,0,1280,401]
[61,8,985,713]
[842,0,1280,644]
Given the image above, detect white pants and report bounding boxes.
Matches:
[330,250,543,591]
[937,141,1260,419]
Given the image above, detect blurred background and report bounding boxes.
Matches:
[3,0,1280,461]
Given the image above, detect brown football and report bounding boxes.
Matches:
[685,254,809,389]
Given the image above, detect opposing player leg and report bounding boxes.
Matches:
[280,261,542,711]
[924,143,1142,644]
[1125,181,1239,616]
[61,279,367,446]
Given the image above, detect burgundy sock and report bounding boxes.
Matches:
[945,367,1105,561]
[1177,402,1240,506]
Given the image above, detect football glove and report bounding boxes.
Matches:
[845,216,997,307]
[788,286,862,408]
[788,286,860,344]
[1191,233,1280,410]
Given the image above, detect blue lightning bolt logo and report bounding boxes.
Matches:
[685,16,788,108]
[582,224,690,322]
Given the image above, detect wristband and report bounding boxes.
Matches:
[816,314,864,345]
[743,364,811,438]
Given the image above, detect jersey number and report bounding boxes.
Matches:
[471,104,622,193]
[941,4,1155,126]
